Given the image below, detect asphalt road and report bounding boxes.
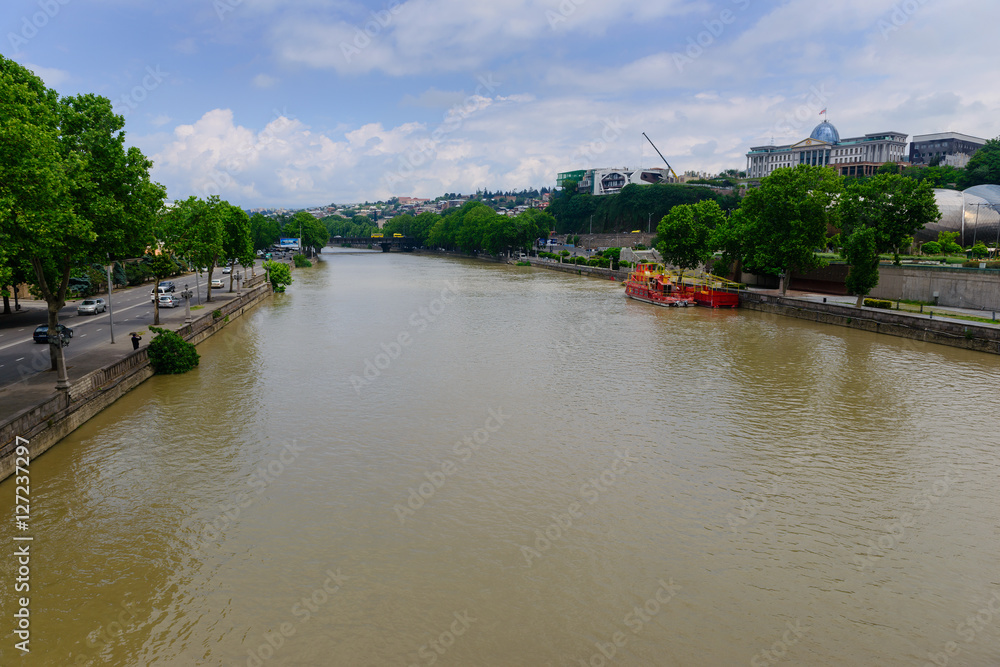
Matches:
[0,268,251,389]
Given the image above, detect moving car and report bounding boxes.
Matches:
[157,294,179,308]
[33,324,74,343]
[222,266,232,274]
[77,298,107,315]
[150,285,170,302]
[159,281,176,292]
[211,278,224,289]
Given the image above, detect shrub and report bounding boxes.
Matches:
[212,309,222,319]
[293,254,312,268]
[920,241,941,255]
[962,260,1000,268]
[969,241,989,259]
[147,326,200,374]
[263,260,292,292]
[863,298,893,309]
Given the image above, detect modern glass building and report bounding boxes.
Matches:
[920,185,1000,246]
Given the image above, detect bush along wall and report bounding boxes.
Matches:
[147,326,200,374]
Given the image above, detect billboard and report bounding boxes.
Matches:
[278,237,300,250]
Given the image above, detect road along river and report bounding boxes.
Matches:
[2,248,999,665]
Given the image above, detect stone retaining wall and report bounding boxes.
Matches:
[740,291,1000,355]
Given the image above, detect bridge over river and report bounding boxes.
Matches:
[329,236,416,252]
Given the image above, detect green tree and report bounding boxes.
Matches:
[838,174,940,264]
[961,137,1000,188]
[147,251,177,325]
[970,241,989,259]
[842,226,881,306]
[287,211,328,256]
[250,213,281,252]
[1,57,164,387]
[729,165,842,294]
[937,231,962,255]
[263,260,292,292]
[221,203,253,291]
[160,196,225,302]
[655,200,725,282]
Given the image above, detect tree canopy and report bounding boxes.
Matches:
[961,137,1000,188]
[716,165,841,294]
[655,199,725,279]
[1,56,164,385]
[838,173,940,264]
[547,182,739,235]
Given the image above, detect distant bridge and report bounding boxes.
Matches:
[329,236,416,252]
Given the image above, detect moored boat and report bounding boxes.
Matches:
[623,265,740,309]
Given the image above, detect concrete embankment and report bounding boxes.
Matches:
[0,276,273,482]
[739,291,1000,355]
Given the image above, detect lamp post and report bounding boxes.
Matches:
[105,254,115,344]
[182,284,194,325]
[236,272,242,296]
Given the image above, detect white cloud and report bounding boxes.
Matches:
[267,0,697,75]
[252,73,278,88]
[174,38,198,55]
[20,62,71,88]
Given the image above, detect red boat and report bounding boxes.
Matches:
[624,265,739,309]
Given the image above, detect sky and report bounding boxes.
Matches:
[4,0,999,208]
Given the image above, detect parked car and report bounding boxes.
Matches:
[77,298,106,315]
[33,324,74,343]
[158,281,176,292]
[211,278,224,289]
[157,294,179,308]
[150,285,170,302]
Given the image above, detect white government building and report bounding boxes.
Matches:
[746,121,908,179]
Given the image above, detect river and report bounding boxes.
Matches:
[3,249,999,666]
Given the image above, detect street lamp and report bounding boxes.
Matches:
[236,272,242,296]
[106,254,116,344]
[182,284,194,325]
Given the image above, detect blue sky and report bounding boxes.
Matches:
[4,0,999,208]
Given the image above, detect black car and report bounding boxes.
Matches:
[33,324,74,343]
[158,281,176,292]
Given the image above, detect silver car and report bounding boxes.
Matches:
[77,298,106,315]
[157,294,179,308]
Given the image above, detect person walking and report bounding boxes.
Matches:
[131,332,141,350]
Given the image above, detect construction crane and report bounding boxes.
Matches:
[642,132,678,181]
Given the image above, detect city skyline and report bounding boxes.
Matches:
[4,0,998,207]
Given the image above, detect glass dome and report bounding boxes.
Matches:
[809,121,840,144]
[918,187,1000,246]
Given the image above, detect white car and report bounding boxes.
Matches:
[77,298,106,315]
[222,266,232,274]
[211,278,224,289]
[150,286,170,302]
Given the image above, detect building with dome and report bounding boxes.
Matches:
[746,121,909,179]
